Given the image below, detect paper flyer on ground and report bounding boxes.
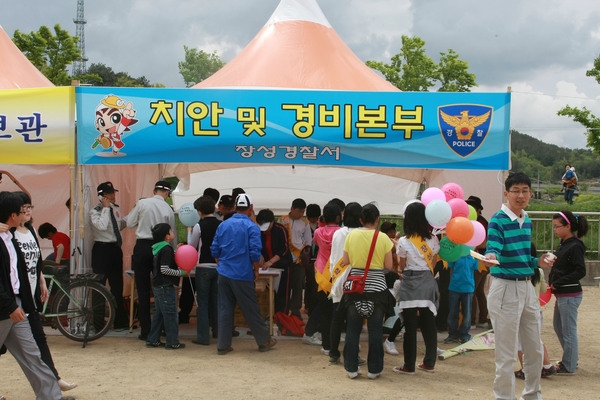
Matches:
[438,330,495,360]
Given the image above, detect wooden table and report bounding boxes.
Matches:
[125,268,281,335]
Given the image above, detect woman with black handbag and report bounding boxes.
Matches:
[339,203,395,380]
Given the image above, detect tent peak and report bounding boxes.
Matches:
[266,0,331,28]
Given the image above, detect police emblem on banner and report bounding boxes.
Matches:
[438,105,493,158]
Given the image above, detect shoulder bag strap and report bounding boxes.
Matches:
[361,230,379,278]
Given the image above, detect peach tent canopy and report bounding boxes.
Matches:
[0,25,53,89]
[0,24,70,259]
[167,0,504,216]
[78,0,504,275]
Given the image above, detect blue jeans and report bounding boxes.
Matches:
[195,267,219,344]
[343,302,384,374]
[147,285,180,346]
[217,274,270,350]
[553,294,582,372]
[447,291,473,341]
[564,188,575,204]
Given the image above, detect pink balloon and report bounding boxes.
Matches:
[442,182,464,201]
[174,244,198,272]
[421,187,445,206]
[465,220,486,247]
[448,198,470,219]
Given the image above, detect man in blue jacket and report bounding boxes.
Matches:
[211,193,277,355]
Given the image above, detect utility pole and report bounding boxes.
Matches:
[72,0,88,76]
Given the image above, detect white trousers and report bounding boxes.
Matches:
[488,277,543,400]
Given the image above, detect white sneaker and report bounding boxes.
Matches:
[347,370,359,379]
[367,372,381,380]
[384,339,399,355]
[320,347,330,356]
[302,333,322,346]
[436,347,445,356]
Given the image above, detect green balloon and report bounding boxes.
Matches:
[439,236,462,262]
[468,205,477,220]
[461,245,474,256]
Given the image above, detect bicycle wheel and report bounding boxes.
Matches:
[51,280,117,342]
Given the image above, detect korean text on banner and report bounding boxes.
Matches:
[76,87,510,170]
[0,87,75,164]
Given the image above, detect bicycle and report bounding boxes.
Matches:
[40,263,117,348]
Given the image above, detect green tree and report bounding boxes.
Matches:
[557,55,600,153]
[178,46,225,87]
[83,63,152,87]
[437,49,477,92]
[86,63,117,86]
[12,24,80,86]
[366,35,476,92]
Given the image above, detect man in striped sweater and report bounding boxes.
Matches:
[484,172,554,400]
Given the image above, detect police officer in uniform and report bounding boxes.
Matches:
[90,181,129,329]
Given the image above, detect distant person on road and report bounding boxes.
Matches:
[561,164,578,205]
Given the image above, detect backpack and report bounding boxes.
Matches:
[273,312,305,336]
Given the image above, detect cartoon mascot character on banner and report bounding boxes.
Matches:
[92,94,138,156]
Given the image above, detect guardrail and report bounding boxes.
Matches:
[528,211,600,258]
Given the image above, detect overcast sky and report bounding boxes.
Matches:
[2,0,600,149]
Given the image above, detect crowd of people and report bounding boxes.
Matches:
[0,169,589,399]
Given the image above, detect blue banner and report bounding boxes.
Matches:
[76,87,510,169]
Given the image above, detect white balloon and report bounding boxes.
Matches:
[178,203,200,227]
[425,199,452,228]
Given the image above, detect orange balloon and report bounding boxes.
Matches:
[446,217,474,244]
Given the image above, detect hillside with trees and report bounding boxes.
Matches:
[510,130,600,185]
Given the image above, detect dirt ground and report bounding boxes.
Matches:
[1,286,600,399]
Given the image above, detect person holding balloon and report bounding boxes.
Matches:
[393,201,440,375]
[145,223,189,350]
[547,210,588,375]
[127,180,177,341]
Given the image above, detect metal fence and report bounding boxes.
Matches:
[528,211,600,258]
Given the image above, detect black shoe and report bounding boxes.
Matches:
[217,347,233,355]
[138,333,148,341]
[192,339,209,345]
[113,323,129,330]
[146,341,165,348]
[165,343,186,350]
[232,329,240,337]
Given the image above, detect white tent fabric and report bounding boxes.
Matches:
[172,165,420,216]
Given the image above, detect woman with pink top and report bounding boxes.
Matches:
[302,202,342,353]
